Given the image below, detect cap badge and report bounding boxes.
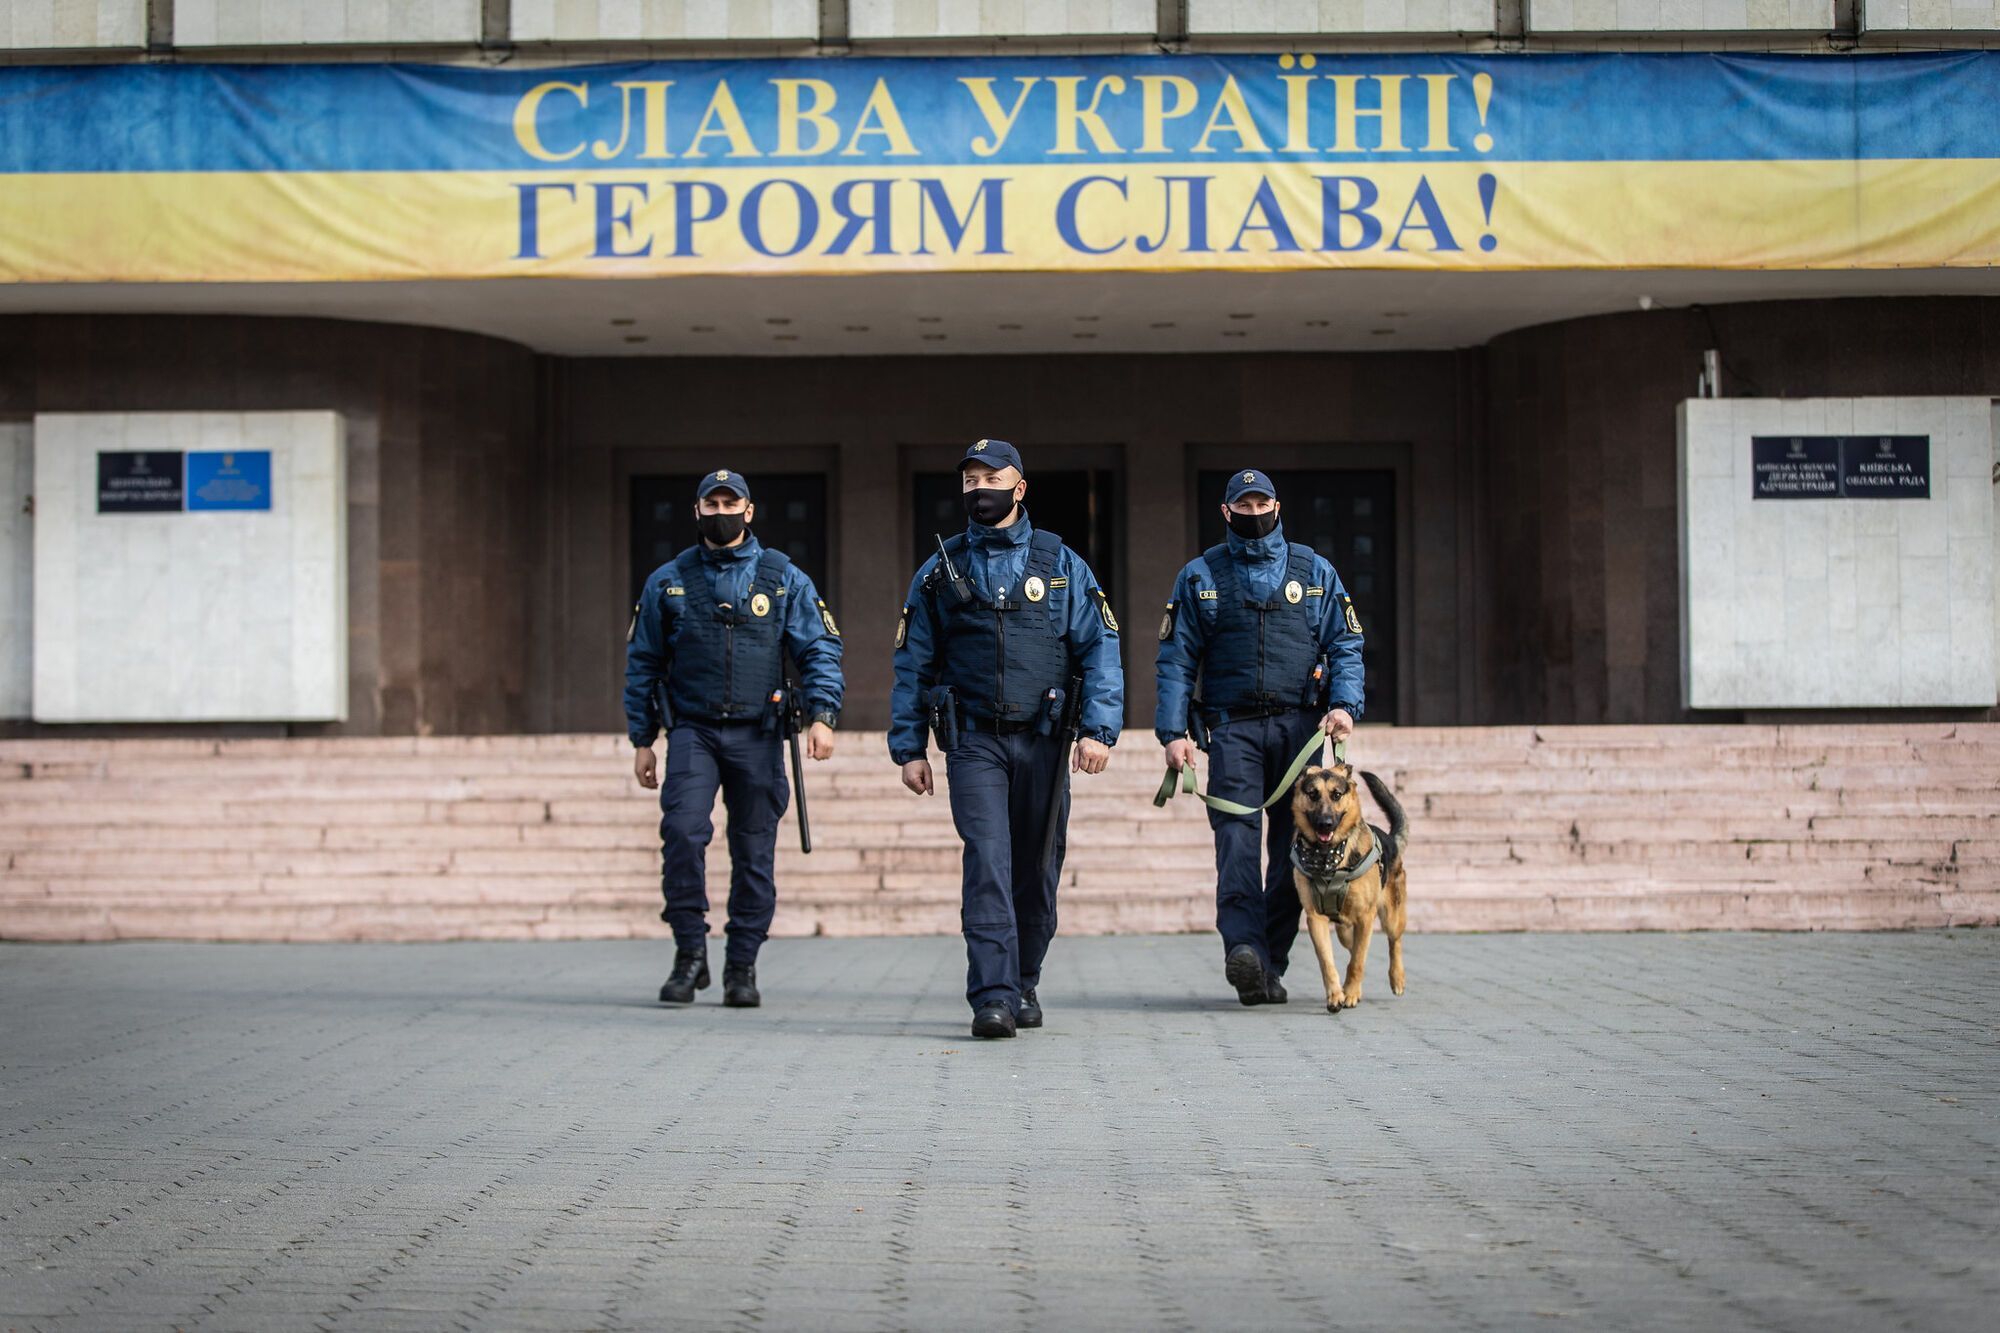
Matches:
[750,592,771,617]
[715,470,730,481]
[1024,576,1046,603]
[1243,471,1256,484]
[1284,580,1303,604]
[974,440,989,451]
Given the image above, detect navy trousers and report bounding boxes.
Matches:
[658,719,790,965]
[1203,710,1320,975]
[944,730,1068,1014]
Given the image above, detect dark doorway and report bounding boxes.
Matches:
[1195,468,1397,724]
[629,473,830,603]
[911,469,1123,605]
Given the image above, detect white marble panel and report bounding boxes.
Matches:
[1865,0,2000,28]
[1680,397,1995,709]
[0,425,32,719]
[32,411,347,723]
[515,0,819,39]
[176,0,482,46]
[854,0,1153,34]
[0,0,144,49]
[1529,0,1828,25]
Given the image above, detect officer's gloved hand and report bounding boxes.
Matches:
[1322,709,1356,741]
[1073,738,1111,775]
[1163,739,1197,772]
[633,745,660,789]
[901,759,934,796]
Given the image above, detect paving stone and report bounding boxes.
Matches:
[0,933,1995,1331]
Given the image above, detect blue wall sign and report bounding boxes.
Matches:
[186,451,272,511]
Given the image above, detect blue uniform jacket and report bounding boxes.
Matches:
[1153,523,1365,746]
[889,511,1125,765]
[623,533,845,748]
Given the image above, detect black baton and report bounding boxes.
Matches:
[774,688,812,855]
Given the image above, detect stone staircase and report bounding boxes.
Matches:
[1,725,1995,941]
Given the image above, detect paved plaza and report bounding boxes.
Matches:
[1,932,1995,1331]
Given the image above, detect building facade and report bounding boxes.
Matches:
[2,2,1997,738]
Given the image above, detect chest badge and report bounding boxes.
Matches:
[1284,580,1303,604]
[1024,576,1047,603]
[750,592,772,618]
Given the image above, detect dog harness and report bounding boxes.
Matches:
[1291,828,1381,917]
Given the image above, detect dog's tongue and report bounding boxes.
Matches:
[1317,830,1337,843]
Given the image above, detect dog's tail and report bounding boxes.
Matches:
[1359,770,1409,857]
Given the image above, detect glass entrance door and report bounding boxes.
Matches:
[630,473,830,602]
[911,468,1122,603]
[1195,468,1397,723]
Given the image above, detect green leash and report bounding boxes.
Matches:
[1153,735,1347,815]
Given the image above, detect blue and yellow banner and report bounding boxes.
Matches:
[4,52,2000,282]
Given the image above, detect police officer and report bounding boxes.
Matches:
[1154,469,1365,1006]
[890,439,1124,1040]
[625,469,844,1009]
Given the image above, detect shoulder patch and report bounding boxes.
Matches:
[626,602,640,644]
[1158,603,1176,642]
[817,597,840,638]
[1341,594,1363,636]
[1090,587,1118,634]
[895,606,908,649]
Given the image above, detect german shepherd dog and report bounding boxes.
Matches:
[1290,764,1409,1012]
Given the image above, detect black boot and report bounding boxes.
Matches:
[722,961,761,1009]
[1016,989,1043,1029]
[971,1003,1017,1039]
[1225,945,1267,1007]
[1264,970,1289,1004]
[657,949,710,1004]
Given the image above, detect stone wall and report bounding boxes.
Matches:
[1678,396,1995,711]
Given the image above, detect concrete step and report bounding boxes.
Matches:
[2,724,1995,940]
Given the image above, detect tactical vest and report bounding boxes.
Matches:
[1194,541,1321,720]
[928,529,1072,722]
[664,545,791,723]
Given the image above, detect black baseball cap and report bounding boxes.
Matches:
[958,438,1024,475]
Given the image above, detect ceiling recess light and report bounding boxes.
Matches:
[610,318,636,327]
[690,325,716,333]
[1228,312,1255,320]
[1304,319,1331,328]
[623,335,649,344]
[844,325,870,333]
[1370,328,1396,336]
[1222,330,1247,338]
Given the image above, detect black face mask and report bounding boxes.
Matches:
[963,487,1018,527]
[697,511,747,546]
[1227,509,1279,541]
